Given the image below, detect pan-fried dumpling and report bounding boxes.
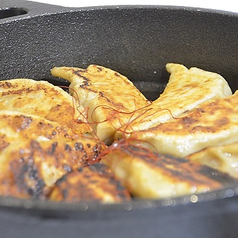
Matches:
[128,91,238,158]
[51,65,150,143]
[102,144,237,199]
[49,163,131,203]
[0,111,105,199]
[116,63,232,135]
[0,79,91,135]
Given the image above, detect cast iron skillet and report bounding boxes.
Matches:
[1,1,238,237]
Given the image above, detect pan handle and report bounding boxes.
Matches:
[0,0,68,22]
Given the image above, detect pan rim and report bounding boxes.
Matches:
[0,185,238,213]
[1,4,238,24]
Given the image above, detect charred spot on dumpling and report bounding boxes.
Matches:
[9,157,46,199]
[48,163,131,203]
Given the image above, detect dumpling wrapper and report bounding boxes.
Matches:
[188,142,238,179]
[116,63,232,135]
[129,91,238,158]
[51,65,150,143]
[0,110,105,199]
[0,78,91,135]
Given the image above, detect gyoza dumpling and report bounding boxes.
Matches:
[102,144,237,199]
[116,63,232,135]
[51,65,150,143]
[0,79,91,135]
[0,110,105,199]
[129,91,238,157]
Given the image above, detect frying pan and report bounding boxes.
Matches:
[1,1,238,237]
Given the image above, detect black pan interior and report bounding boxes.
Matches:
[1,5,238,98]
[1,3,238,237]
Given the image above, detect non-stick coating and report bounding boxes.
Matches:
[1,1,238,237]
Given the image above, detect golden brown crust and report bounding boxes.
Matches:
[129,91,238,157]
[115,63,232,135]
[5,139,105,199]
[0,79,91,135]
[103,144,237,199]
[51,65,150,143]
[0,111,105,199]
[49,163,131,203]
